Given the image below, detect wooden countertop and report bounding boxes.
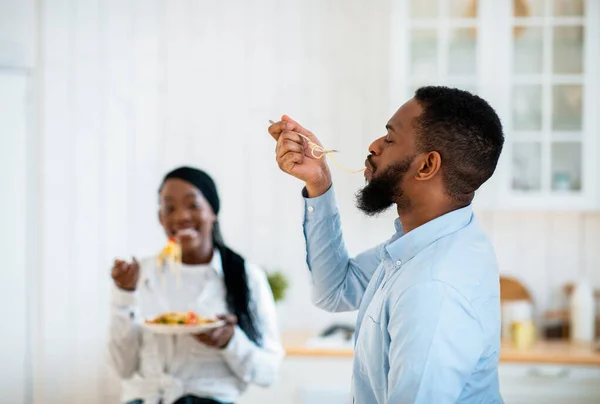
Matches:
[283,331,600,366]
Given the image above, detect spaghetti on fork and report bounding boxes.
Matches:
[156,238,182,287]
[268,119,365,174]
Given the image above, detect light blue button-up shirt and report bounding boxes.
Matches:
[303,187,502,404]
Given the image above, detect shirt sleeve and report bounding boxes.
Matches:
[220,263,284,387]
[386,281,484,404]
[107,285,141,379]
[303,186,383,312]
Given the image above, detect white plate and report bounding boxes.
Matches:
[142,320,225,335]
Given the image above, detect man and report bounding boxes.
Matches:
[268,86,504,403]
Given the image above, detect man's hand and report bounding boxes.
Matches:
[268,115,332,197]
[194,314,237,349]
[111,258,140,291]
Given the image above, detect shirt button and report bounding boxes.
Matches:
[307,206,314,212]
[395,260,402,267]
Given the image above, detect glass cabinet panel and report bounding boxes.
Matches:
[449,28,477,75]
[513,85,543,131]
[552,85,583,131]
[515,0,546,17]
[551,142,582,191]
[514,27,544,74]
[408,0,479,93]
[553,26,584,74]
[553,0,584,16]
[512,142,542,191]
[411,29,438,78]
[411,0,439,18]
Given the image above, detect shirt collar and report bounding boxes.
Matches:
[385,204,474,265]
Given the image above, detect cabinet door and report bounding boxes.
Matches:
[391,0,600,210]
[500,0,600,210]
[499,363,600,404]
[239,357,353,404]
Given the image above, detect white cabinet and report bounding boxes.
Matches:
[239,357,353,404]
[239,357,600,404]
[391,0,600,210]
[499,363,600,404]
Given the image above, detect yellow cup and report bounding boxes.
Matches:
[511,321,536,349]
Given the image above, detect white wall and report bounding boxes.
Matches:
[0,0,37,402]
[32,1,393,402]
[0,0,35,68]
[0,71,32,404]
[1,0,599,403]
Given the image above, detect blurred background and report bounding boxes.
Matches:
[1,0,599,403]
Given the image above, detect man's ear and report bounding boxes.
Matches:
[415,151,441,181]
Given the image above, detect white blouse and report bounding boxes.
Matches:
[108,250,284,404]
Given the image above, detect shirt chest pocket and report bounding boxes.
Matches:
[356,291,387,390]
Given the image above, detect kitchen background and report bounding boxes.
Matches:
[1,0,599,403]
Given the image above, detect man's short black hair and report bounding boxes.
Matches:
[413,86,504,204]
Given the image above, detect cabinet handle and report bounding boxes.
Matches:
[527,368,570,378]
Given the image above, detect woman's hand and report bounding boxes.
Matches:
[111,258,140,291]
[194,314,238,349]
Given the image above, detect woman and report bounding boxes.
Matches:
[108,166,284,404]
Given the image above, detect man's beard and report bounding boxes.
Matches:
[355,156,414,216]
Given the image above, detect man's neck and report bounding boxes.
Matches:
[398,202,469,234]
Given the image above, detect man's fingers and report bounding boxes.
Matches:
[278,152,303,173]
[279,130,304,145]
[270,116,322,148]
[281,115,320,145]
[268,120,293,141]
[276,138,304,160]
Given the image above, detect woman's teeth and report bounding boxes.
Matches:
[176,228,196,238]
